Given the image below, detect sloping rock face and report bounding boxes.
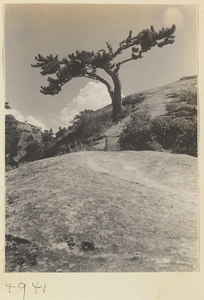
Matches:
[94,76,197,150]
[31,76,196,157]
[5,151,198,272]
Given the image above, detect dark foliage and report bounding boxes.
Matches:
[151,116,197,156]
[32,25,176,119]
[5,102,11,109]
[55,127,68,139]
[178,90,197,105]
[120,112,197,157]
[119,112,163,152]
[120,88,197,156]
[70,110,104,142]
[5,132,21,158]
[41,128,54,143]
[21,141,44,162]
[50,109,113,155]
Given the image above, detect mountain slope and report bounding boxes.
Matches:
[5,75,197,165]
[94,75,197,150]
[52,76,196,154]
[5,151,198,272]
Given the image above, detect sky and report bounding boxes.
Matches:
[5,4,197,132]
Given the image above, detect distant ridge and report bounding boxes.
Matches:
[179,75,197,81]
[5,114,43,169]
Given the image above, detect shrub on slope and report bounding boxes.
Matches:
[119,90,197,156]
[48,108,114,156]
[151,116,197,156]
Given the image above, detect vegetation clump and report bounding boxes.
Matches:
[119,90,197,156]
[49,108,113,155]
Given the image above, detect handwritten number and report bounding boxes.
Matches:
[5,282,16,293]
[18,283,26,300]
[32,282,42,294]
[5,282,46,299]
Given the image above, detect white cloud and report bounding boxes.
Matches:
[26,115,46,130]
[6,108,25,122]
[6,108,46,131]
[59,81,111,126]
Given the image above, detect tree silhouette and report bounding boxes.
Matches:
[5,102,11,109]
[32,25,176,121]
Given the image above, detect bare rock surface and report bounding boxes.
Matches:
[5,151,198,272]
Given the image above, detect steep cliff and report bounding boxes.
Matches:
[5,114,43,169]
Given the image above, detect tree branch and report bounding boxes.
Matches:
[84,69,113,95]
[33,25,176,97]
[117,57,134,67]
[112,41,137,58]
[112,25,176,60]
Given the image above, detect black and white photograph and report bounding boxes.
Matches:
[3,0,199,281]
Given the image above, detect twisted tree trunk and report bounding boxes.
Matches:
[110,72,122,121]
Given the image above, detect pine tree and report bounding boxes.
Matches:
[32,25,176,121]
